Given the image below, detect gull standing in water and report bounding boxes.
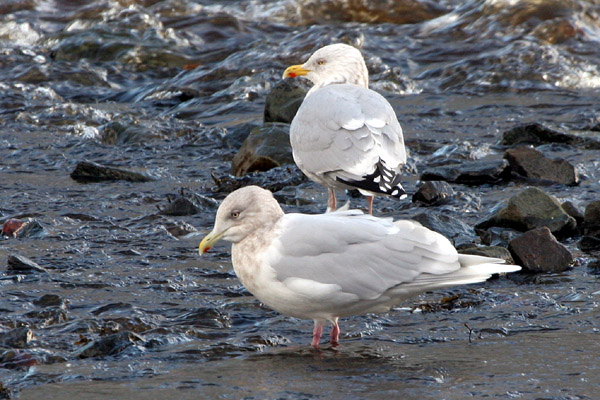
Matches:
[199,186,521,349]
[283,44,407,214]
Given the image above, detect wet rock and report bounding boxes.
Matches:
[0,382,12,399]
[420,158,509,185]
[459,245,514,264]
[75,331,145,359]
[264,79,309,124]
[0,327,33,348]
[231,123,294,177]
[412,181,455,206]
[579,201,600,253]
[211,165,307,194]
[70,161,155,183]
[1,219,23,237]
[9,219,45,238]
[561,201,585,227]
[500,123,600,150]
[476,187,577,238]
[24,308,68,328]
[412,212,476,247]
[508,227,573,273]
[223,122,260,149]
[504,146,578,185]
[164,221,197,238]
[6,254,49,274]
[478,227,522,247]
[99,121,159,145]
[33,294,64,308]
[0,350,38,370]
[158,189,218,216]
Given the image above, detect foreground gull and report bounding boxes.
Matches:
[198,186,521,349]
[283,43,407,214]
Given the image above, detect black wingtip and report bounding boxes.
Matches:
[336,160,407,199]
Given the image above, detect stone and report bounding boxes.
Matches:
[33,294,64,308]
[263,78,309,124]
[0,327,33,348]
[477,226,522,247]
[561,201,585,226]
[231,123,294,176]
[412,212,476,247]
[212,165,307,194]
[508,227,573,273]
[583,200,600,237]
[500,123,600,150]
[412,181,455,206]
[76,331,145,359]
[6,254,49,274]
[420,158,509,185]
[476,187,577,238]
[70,161,155,183]
[459,245,514,264]
[504,146,578,185]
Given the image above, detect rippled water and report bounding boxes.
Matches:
[1,0,600,398]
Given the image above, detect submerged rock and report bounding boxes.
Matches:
[508,227,573,273]
[504,146,578,185]
[412,212,476,247]
[211,165,307,194]
[580,201,600,253]
[0,327,33,348]
[420,158,509,185]
[1,218,45,239]
[76,331,144,359]
[70,161,155,183]
[6,254,49,274]
[476,187,577,238]
[412,181,455,206]
[33,294,65,308]
[500,123,600,150]
[231,123,294,177]
[158,189,218,216]
[264,79,309,124]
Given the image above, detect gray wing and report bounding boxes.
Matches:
[267,212,460,300]
[290,84,406,182]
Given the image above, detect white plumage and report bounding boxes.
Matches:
[199,186,521,349]
[283,44,407,214]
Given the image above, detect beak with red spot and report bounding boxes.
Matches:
[198,229,224,255]
[282,64,310,79]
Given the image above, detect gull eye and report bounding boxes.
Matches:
[230,211,240,219]
[316,59,326,66]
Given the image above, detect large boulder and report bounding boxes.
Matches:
[504,146,578,185]
[508,227,573,273]
[231,123,294,177]
[476,187,577,238]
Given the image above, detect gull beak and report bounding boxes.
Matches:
[282,64,310,79]
[198,229,224,255]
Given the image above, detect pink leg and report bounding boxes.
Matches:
[312,321,323,349]
[367,196,374,215]
[327,188,337,212]
[330,318,340,346]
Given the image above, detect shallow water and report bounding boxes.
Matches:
[1,0,600,398]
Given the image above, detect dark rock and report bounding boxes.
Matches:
[477,227,522,247]
[11,219,45,238]
[211,165,307,194]
[70,161,155,183]
[164,221,197,238]
[500,123,600,150]
[0,350,38,370]
[0,382,12,399]
[561,201,585,226]
[508,227,573,273]
[264,78,309,124]
[273,183,321,206]
[579,236,600,253]
[231,123,294,177]
[158,189,218,216]
[504,146,578,185]
[459,245,514,264]
[412,212,476,247]
[583,200,600,237]
[24,308,68,328]
[1,219,23,236]
[33,294,64,308]
[420,158,509,185]
[0,327,33,348]
[76,331,145,359]
[223,122,260,149]
[412,181,455,206]
[476,187,577,238]
[6,254,49,274]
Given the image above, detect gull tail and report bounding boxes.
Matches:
[336,159,407,199]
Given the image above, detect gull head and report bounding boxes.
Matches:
[199,186,284,254]
[282,43,369,89]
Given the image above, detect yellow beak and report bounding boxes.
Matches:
[198,229,224,255]
[282,64,310,79]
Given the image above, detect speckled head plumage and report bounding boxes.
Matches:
[283,43,369,90]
